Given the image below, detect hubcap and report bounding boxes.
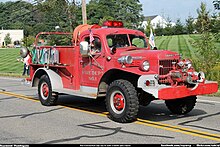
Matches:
[113,93,124,111]
[41,82,49,100]
[110,91,125,114]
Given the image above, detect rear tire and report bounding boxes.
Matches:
[38,75,58,106]
[106,79,139,123]
[165,96,197,114]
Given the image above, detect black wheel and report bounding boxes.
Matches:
[165,96,197,114]
[38,75,58,106]
[106,79,139,123]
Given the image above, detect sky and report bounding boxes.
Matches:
[0,0,217,23]
[139,0,216,23]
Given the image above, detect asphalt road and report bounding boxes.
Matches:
[0,77,220,144]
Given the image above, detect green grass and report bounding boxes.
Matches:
[155,34,219,59]
[167,35,179,52]
[0,48,23,76]
[155,34,198,58]
[182,35,198,59]
[157,36,172,50]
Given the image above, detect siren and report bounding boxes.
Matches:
[103,21,124,28]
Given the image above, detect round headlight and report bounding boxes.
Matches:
[140,61,150,71]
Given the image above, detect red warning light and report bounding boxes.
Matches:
[103,21,124,28]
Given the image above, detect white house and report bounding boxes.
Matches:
[0,29,24,47]
[141,15,176,29]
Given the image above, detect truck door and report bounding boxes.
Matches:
[80,36,105,88]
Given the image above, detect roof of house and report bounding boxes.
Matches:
[144,15,158,21]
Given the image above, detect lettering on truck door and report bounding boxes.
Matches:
[80,35,105,88]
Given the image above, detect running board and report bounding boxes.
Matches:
[54,88,97,99]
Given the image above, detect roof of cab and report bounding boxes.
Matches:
[80,27,146,37]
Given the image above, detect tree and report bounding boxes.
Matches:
[33,0,81,32]
[99,16,115,25]
[87,0,144,29]
[116,0,144,28]
[185,16,195,34]
[4,33,12,46]
[210,12,220,43]
[195,2,211,33]
[22,35,35,47]
[193,2,219,80]
[174,19,184,35]
[0,0,143,35]
[0,1,34,30]
[213,0,220,10]
[213,0,220,44]
[144,18,152,36]
[154,22,164,36]
[163,17,174,36]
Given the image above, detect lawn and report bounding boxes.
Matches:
[155,34,219,59]
[155,34,200,59]
[0,48,23,76]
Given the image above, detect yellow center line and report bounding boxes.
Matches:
[0,91,220,142]
[0,91,39,102]
[136,119,220,142]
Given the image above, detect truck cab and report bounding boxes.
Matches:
[25,21,218,123]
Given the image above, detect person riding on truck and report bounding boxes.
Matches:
[93,38,101,52]
[87,37,102,55]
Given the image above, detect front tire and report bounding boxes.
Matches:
[165,96,197,114]
[106,80,139,123]
[38,75,58,106]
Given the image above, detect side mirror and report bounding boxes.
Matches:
[110,46,117,54]
[80,41,89,57]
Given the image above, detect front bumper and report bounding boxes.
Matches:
[158,81,218,100]
[138,75,218,100]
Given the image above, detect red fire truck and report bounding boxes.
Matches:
[21,21,218,123]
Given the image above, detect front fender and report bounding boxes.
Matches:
[32,68,63,90]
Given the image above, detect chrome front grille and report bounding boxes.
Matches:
[159,60,178,75]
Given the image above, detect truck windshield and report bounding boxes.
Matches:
[106,34,148,48]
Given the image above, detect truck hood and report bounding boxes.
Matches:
[118,48,180,60]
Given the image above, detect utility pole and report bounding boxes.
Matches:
[82,0,87,24]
